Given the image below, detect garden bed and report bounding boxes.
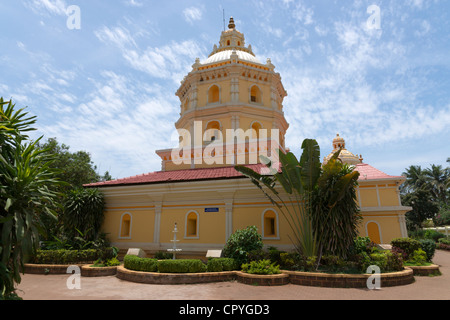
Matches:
[23,263,87,275]
[283,267,414,288]
[81,264,118,277]
[116,265,235,284]
[406,264,441,276]
[235,271,289,286]
[116,265,415,288]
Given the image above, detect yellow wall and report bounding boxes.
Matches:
[159,207,226,244]
[103,209,155,244]
[99,178,407,253]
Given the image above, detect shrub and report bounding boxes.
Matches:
[391,246,407,261]
[105,257,121,267]
[92,257,120,267]
[438,237,450,245]
[279,252,299,270]
[357,250,403,273]
[424,230,446,242]
[241,260,281,275]
[207,259,223,272]
[391,238,421,259]
[406,249,428,266]
[434,206,450,226]
[385,251,404,272]
[32,249,114,265]
[157,259,207,273]
[154,251,172,260]
[222,226,263,266]
[438,243,450,251]
[367,252,388,273]
[123,255,158,272]
[419,239,436,261]
[207,258,238,272]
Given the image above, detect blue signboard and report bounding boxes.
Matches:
[204,208,219,213]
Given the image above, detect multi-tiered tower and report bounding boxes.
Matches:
[156,18,288,171]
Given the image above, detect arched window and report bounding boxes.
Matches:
[185,211,199,238]
[366,221,382,244]
[250,85,262,104]
[262,209,279,239]
[204,120,222,142]
[119,213,132,239]
[182,97,190,113]
[208,85,220,104]
[251,121,262,139]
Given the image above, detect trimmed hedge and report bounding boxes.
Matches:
[123,255,209,273]
[391,238,421,259]
[124,255,158,272]
[207,258,238,272]
[157,259,207,273]
[31,248,116,265]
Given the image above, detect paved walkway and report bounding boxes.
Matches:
[16,250,450,300]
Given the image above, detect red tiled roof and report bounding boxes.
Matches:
[85,163,404,188]
[355,163,404,181]
[84,164,267,188]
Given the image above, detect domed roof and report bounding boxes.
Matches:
[199,17,263,66]
[202,49,261,65]
[323,133,362,166]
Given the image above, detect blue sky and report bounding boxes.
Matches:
[1,0,449,179]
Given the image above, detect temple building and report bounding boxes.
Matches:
[86,18,411,256]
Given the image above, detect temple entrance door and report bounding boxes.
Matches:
[367,221,381,244]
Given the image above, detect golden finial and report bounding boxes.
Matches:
[228,17,235,29]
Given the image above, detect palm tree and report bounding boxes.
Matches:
[401,165,427,194]
[235,139,361,265]
[423,164,449,205]
[235,139,321,260]
[311,153,361,259]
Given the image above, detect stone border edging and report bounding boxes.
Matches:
[235,271,289,286]
[283,267,414,288]
[23,263,117,276]
[407,264,441,276]
[23,263,85,275]
[81,265,118,277]
[116,266,235,284]
[116,266,414,288]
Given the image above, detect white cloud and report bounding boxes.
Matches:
[95,26,137,49]
[290,2,314,25]
[275,10,449,160]
[39,71,179,178]
[25,0,68,16]
[183,6,203,25]
[124,0,143,7]
[123,40,205,82]
[95,24,206,83]
[415,20,431,37]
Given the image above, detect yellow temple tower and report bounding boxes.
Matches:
[156,17,288,171]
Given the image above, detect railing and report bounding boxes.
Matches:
[424,226,450,237]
